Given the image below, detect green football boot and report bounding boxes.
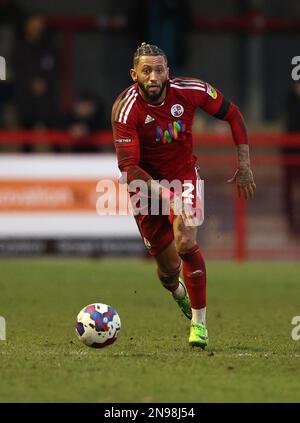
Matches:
[189,322,209,349]
[174,277,192,320]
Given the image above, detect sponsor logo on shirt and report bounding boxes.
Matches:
[206,84,218,99]
[115,138,132,144]
[156,120,186,144]
[171,104,184,117]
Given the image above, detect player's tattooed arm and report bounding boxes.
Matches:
[237,143,250,168]
[200,87,256,199]
[228,144,256,200]
[218,102,256,199]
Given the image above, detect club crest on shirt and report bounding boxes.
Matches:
[206,84,218,99]
[171,104,184,117]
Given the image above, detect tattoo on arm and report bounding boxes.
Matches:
[237,144,250,169]
[236,144,254,186]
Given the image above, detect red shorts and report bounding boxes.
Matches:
[134,167,203,256]
[135,214,174,257]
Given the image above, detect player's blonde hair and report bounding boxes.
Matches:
[133,42,167,67]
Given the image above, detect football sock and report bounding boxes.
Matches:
[192,307,206,326]
[179,244,206,310]
[172,282,185,300]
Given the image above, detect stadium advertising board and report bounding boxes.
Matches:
[0,155,143,256]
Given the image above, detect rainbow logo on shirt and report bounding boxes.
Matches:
[156,120,186,144]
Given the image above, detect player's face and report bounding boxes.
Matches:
[131,56,169,103]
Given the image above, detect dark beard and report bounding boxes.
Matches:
[137,79,167,102]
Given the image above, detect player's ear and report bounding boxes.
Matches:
[130,68,137,82]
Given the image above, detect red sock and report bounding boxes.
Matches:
[179,245,206,309]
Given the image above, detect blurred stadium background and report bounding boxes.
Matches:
[0,0,300,260]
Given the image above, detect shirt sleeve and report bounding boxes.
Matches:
[195,81,248,145]
[111,114,152,184]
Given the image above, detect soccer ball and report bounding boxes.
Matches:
[75,303,121,348]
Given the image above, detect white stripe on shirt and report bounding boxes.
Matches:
[170,84,206,91]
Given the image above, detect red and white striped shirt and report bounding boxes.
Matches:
[112,77,247,183]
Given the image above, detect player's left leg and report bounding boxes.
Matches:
[173,216,208,348]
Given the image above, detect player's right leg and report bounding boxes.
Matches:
[135,214,192,320]
[155,241,192,320]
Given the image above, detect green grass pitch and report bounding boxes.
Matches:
[0,258,300,402]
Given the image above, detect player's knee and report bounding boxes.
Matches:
[175,234,194,256]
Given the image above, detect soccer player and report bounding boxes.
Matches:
[112,43,256,348]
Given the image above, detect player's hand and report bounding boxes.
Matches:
[170,195,199,227]
[227,167,256,200]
